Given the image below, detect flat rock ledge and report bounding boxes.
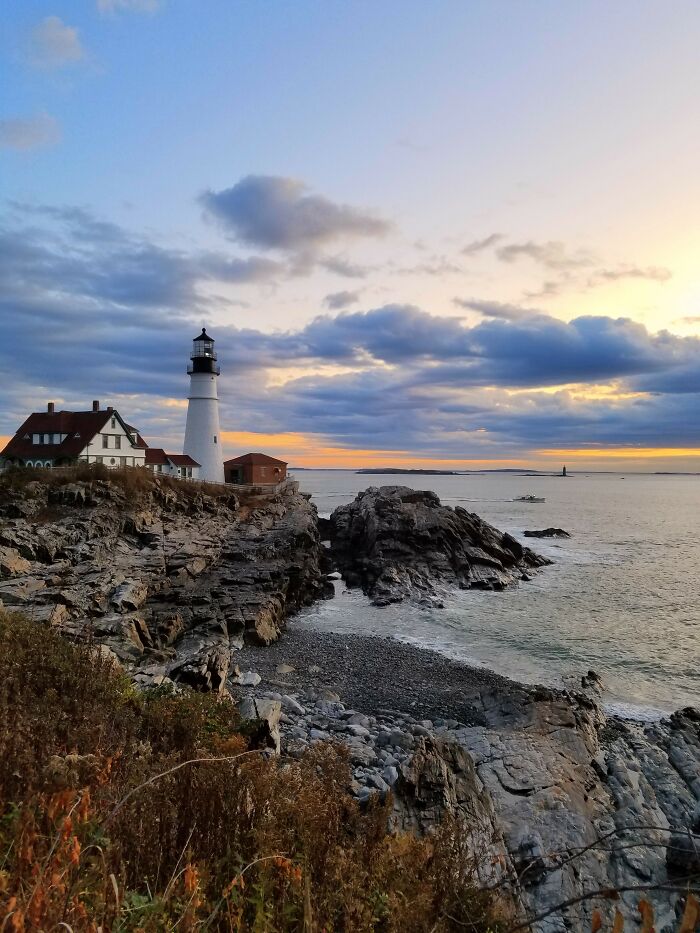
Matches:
[329,485,551,606]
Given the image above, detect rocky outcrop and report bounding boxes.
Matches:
[0,475,328,688]
[329,485,550,605]
[236,647,700,933]
[524,527,571,538]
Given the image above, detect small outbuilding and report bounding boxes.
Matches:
[224,452,287,486]
[145,449,200,479]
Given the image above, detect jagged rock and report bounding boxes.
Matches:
[110,581,148,611]
[329,485,550,605]
[0,546,31,577]
[171,645,231,693]
[238,696,282,754]
[523,528,571,538]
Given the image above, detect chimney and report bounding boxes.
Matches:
[107,406,113,413]
[92,400,100,412]
[47,402,55,414]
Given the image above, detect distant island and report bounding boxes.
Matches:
[356,468,458,475]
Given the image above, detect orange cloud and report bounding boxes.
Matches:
[536,447,700,459]
[221,430,524,469]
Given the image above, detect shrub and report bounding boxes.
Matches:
[0,610,504,931]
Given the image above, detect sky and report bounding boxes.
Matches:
[2,0,700,470]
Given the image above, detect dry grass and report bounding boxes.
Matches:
[0,463,236,503]
[0,609,505,931]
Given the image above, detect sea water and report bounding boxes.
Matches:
[291,469,699,716]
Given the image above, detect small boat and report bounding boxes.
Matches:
[514,494,546,503]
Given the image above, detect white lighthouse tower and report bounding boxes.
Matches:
[183,328,224,482]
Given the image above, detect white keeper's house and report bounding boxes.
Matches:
[0,400,201,480]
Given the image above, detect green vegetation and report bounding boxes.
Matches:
[0,609,504,931]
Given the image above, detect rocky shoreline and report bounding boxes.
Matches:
[0,471,698,931]
[235,625,700,932]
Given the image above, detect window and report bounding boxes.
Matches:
[115,436,121,449]
[102,435,108,448]
[187,468,192,478]
[213,435,217,444]
[96,456,103,464]
[110,457,116,465]
[111,417,116,429]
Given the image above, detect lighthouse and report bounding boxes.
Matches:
[183,328,224,482]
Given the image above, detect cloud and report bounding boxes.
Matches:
[496,239,593,271]
[452,298,540,320]
[461,233,503,255]
[317,256,370,278]
[324,290,361,310]
[0,114,61,151]
[97,0,162,12]
[4,199,700,461]
[28,16,85,69]
[200,175,390,254]
[588,265,672,286]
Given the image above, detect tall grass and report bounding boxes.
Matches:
[0,609,505,931]
[0,463,236,502]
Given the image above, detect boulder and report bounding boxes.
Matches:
[329,486,550,605]
[110,581,148,611]
[523,528,571,538]
[170,645,231,693]
[0,546,31,577]
[238,696,282,755]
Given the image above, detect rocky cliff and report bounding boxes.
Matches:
[329,484,551,606]
[0,473,328,691]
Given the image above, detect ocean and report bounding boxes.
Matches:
[290,469,699,718]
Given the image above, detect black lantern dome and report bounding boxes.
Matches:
[188,328,221,374]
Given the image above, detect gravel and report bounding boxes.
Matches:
[234,625,525,726]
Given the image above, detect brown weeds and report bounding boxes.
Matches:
[0,610,503,931]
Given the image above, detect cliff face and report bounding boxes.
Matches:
[0,475,328,691]
[329,485,550,606]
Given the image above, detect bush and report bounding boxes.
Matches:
[0,610,504,931]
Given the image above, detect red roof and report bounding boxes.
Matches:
[224,452,287,467]
[145,450,200,467]
[1,410,112,460]
[1,409,148,462]
[167,454,199,466]
[145,447,169,465]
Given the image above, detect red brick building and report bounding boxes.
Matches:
[224,452,287,485]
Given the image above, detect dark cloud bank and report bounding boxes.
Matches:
[2,201,700,458]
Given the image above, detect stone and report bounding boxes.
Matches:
[276,663,296,674]
[281,694,305,715]
[329,485,550,605]
[523,528,571,538]
[238,697,282,755]
[234,670,262,687]
[0,546,31,577]
[110,581,148,611]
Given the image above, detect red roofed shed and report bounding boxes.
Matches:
[224,452,287,485]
